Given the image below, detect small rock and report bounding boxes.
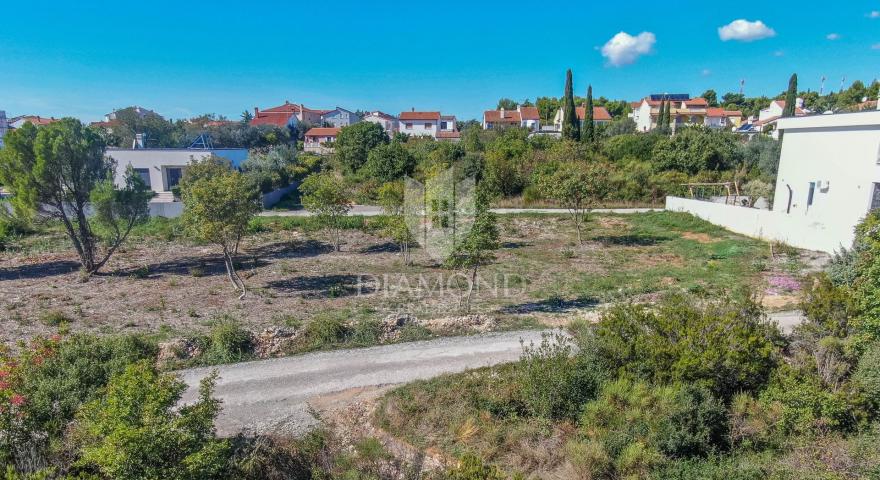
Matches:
[380,313,417,342]
[157,338,202,366]
[419,314,497,334]
[254,326,300,358]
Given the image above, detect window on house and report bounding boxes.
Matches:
[424,123,433,129]
[807,182,816,206]
[133,168,151,188]
[440,121,448,130]
[166,167,183,190]
[405,123,413,129]
[872,183,880,211]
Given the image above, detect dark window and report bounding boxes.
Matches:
[133,168,151,188]
[441,121,448,129]
[424,123,433,129]
[871,183,880,211]
[807,182,816,206]
[166,167,183,189]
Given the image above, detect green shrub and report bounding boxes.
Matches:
[199,319,254,365]
[446,454,506,480]
[518,332,602,420]
[592,295,782,400]
[759,364,859,435]
[299,315,350,350]
[349,319,382,346]
[854,343,880,409]
[38,310,70,327]
[799,273,855,338]
[72,362,229,479]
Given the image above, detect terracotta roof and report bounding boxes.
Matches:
[251,111,294,127]
[436,131,461,139]
[630,101,642,109]
[400,111,441,121]
[575,106,612,121]
[484,110,522,123]
[707,108,743,118]
[519,107,540,120]
[684,98,708,107]
[304,127,341,137]
[773,100,806,115]
[12,115,58,126]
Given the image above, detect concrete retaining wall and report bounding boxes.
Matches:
[665,196,855,254]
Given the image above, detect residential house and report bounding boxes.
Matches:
[756,99,808,139]
[0,111,7,148]
[104,106,158,123]
[705,108,744,130]
[108,146,248,215]
[551,106,612,131]
[303,127,341,154]
[251,101,328,129]
[482,106,541,131]
[362,111,398,136]
[631,94,708,132]
[667,110,880,253]
[399,111,460,141]
[320,107,360,128]
[9,115,58,129]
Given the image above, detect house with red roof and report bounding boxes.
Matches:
[630,94,709,132]
[706,108,744,130]
[399,110,459,141]
[551,106,613,132]
[756,99,809,138]
[303,127,341,154]
[251,101,329,129]
[482,106,541,131]
[9,115,59,129]
[362,111,398,135]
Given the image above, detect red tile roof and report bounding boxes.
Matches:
[484,110,521,123]
[400,111,441,121]
[684,98,708,107]
[519,107,540,120]
[575,106,612,121]
[707,108,743,118]
[13,115,58,126]
[772,100,806,115]
[304,127,341,137]
[436,131,461,139]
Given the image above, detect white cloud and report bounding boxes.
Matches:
[718,19,777,42]
[869,11,880,18]
[872,43,880,50]
[701,69,712,76]
[600,31,656,67]
[826,33,840,40]
[773,50,785,57]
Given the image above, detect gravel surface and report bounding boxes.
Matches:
[178,329,550,437]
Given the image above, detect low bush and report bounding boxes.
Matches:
[854,343,880,409]
[518,332,602,420]
[591,294,782,401]
[199,319,255,365]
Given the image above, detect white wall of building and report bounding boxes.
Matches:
[401,119,438,137]
[107,148,248,197]
[363,114,397,135]
[0,111,7,149]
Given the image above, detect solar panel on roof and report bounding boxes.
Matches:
[649,94,690,101]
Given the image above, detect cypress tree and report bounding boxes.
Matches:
[783,73,798,117]
[664,97,673,130]
[657,99,666,131]
[562,69,580,141]
[583,85,596,143]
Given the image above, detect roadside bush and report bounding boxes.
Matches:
[575,379,727,478]
[853,209,880,342]
[72,362,230,479]
[518,332,602,420]
[446,454,505,480]
[592,295,782,400]
[299,315,350,351]
[799,273,856,338]
[199,319,255,365]
[1,334,157,470]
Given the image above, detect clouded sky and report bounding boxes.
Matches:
[1,0,878,121]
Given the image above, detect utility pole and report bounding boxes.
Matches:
[820,76,826,95]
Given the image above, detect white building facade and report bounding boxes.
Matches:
[363,111,398,135]
[0,111,8,148]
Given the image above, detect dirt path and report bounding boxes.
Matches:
[177,330,549,437]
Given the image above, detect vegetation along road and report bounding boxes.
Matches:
[180,309,804,438]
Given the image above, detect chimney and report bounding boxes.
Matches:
[254,107,259,116]
[500,107,505,118]
[300,103,305,121]
[411,107,415,112]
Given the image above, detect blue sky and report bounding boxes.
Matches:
[1,0,879,121]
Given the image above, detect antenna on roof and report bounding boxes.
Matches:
[739,79,745,95]
[820,76,826,95]
[840,76,846,92]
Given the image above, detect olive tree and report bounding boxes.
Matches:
[300,172,352,251]
[445,186,499,312]
[179,157,261,298]
[537,161,610,244]
[0,119,152,275]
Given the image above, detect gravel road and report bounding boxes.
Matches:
[178,330,549,437]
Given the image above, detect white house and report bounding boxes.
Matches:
[108,147,248,204]
[399,111,460,140]
[667,110,880,253]
[363,111,398,135]
[756,99,808,138]
[630,94,708,132]
[320,107,360,128]
[303,127,341,154]
[483,106,541,131]
[552,106,612,131]
[705,108,744,130]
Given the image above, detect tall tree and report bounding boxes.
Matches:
[444,185,499,313]
[179,157,261,298]
[537,162,610,245]
[702,89,719,107]
[240,110,253,124]
[334,122,388,174]
[0,119,152,274]
[300,172,352,251]
[657,100,667,132]
[783,73,798,117]
[496,98,519,110]
[582,85,596,144]
[562,70,580,141]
